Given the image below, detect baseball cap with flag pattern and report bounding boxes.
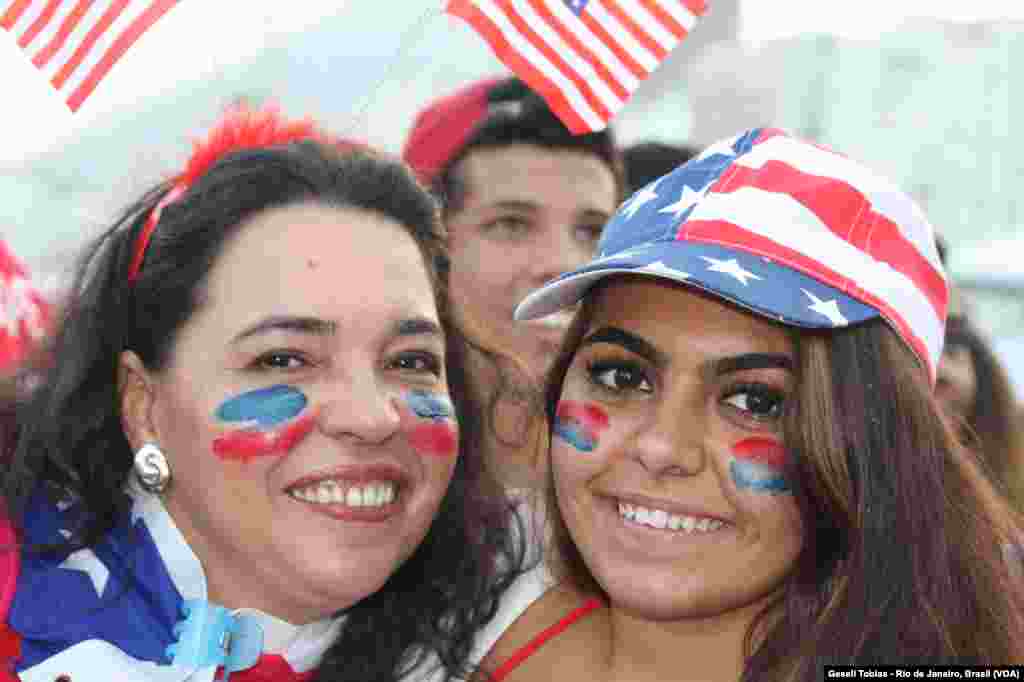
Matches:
[515,128,948,381]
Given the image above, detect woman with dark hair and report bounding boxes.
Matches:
[937,316,1024,512]
[476,129,1024,681]
[0,107,523,681]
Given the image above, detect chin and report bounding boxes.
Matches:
[597,571,782,624]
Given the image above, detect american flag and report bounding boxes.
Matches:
[446,0,707,133]
[1,0,180,112]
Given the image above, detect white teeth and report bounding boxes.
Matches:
[618,502,725,534]
[288,481,398,508]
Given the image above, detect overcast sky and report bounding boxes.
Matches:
[1,0,1022,164]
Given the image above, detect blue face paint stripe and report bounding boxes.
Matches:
[215,385,307,428]
[730,459,790,494]
[553,420,596,452]
[406,390,453,420]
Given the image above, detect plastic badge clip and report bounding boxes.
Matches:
[166,599,264,680]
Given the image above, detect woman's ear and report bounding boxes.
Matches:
[118,350,158,451]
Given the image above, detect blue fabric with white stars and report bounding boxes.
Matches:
[525,128,879,330]
[8,489,183,671]
[562,0,590,15]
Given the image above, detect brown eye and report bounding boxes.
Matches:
[589,361,652,394]
[722,385,785,420]
[390,351,442,377]
[253,351,307,370]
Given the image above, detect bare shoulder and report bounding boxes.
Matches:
[474,582,609,682]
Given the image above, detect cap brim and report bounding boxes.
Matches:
[515,241,881,331]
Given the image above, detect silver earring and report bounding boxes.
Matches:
[134,443,171,493]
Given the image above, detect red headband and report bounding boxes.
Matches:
[126,105,332,283]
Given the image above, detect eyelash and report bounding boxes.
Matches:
[249,350,310,372]
[389,351,443,378]
[247,350,442,378]
[720,383,787,422]
[586,359,653,395]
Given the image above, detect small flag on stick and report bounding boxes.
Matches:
[1,0,180,112]
[446,0,708,133]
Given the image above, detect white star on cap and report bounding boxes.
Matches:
[701,256,762,286]
[802,289,848,326]
[641,260,691,278]
[658,183,708,219]
[59,546,111,597]
[620,178,661,219]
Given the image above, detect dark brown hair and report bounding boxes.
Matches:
[543,279,1024,673]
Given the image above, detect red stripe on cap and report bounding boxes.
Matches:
[66,0,180,111]
[682,218,935,380]
[714,162,947,321]
[446,1,590,134]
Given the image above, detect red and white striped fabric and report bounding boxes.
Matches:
[1,0,180,112]
[516,128,949,381]
[446,0,707,133]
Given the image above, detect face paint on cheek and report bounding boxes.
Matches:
[553,400,609,453]
[403,390,458,458]
[729,436,791,495]
[212,385,316,462]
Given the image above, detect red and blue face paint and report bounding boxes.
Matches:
[213,385,316,461]
[729,437,791,495]
[553,400,609,453]
[403,390,458,458]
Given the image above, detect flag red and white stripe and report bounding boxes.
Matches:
[1,0,180,112]
[0,239,51,373]
[445,0,707,133]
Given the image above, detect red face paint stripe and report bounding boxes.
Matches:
[408,422,458,458]
[731,436,788,471]
[213,412,317,462]
[556,400,610,430]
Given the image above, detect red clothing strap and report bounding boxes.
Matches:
[489,598,603,681]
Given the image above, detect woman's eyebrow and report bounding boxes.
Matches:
[579,326,667,367]
[391,317,443,340]
[711,353,794,376]
[232,316,337,344]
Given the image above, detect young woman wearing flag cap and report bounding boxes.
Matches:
[0,106,525,681]
[475,128,1024,681]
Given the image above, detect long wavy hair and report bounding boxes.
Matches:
[943,316,1024,511]
[4,139,525,681]
[543,280,1024,675]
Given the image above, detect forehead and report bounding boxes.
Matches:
[202,202,438,327]
[587,277,792,359]
[456,144,617,210]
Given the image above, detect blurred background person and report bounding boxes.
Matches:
[402,77,622,486]
[938,316,1024,511]
[621,141,698,195]
[933,235,1024,511]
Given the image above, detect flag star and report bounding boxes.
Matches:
[658,183,709,219]
[701,256,762,286]
[641,260,690,278]
[59,547,111,597]
[620,179,661,219]
[802,290,848,326]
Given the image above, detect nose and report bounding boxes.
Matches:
[527,221,595,287]
[629,386,708,478]
[316,370,401,445]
